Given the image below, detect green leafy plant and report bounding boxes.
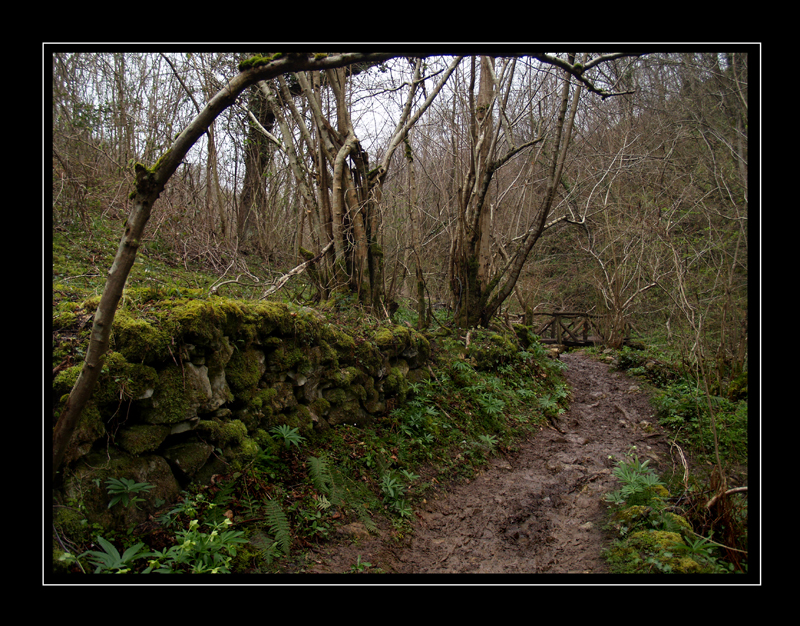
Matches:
[157,491,220,528]
[380,471,413,518]
[350,554,372,573]
[477,433,498,452]
[271,424,305,449]
[143,518,247,574]
[307,455,335,497]
[477,392,505,418]
[80,537,149,573]
[380,472,405,500]
[604,448,666,507]
[105,477,155,510]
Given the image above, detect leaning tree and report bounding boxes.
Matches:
[52,52,424,479]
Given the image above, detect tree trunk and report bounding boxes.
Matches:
[450,55,583,328]
[52,163,164,479]
[238,85,275,251]
[404,134,428,328]
[452,57,496,328]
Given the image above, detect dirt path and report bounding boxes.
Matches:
[301,350,674,577]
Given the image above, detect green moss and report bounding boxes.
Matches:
[663,511,693,533]
[383,366,408,402]
[82,295,102,312]
[252,387,277,412]
[332,366,362,387]
[169,299,241,344]
[374,325,411,355]
[111,310,171,363]
[235,437,260,466]
[51,392,105,464]
[116,424,171,455]
[226,348,264,393]
[53,504,92,548]
[52,304,79,330]
[267,344,311,372]
[164,297,297,347]
[53,364,82,399]
[144,365,195,424]
[630,530,684,554]
[605,529,705,574]
[351,384,367,403]
[324,388,348,405]
[292,404,315,433]
[199,418,249,447]
[237,53,286,72]
[309,397,331,417]
[513,325,540,350]
[90,351,159,405]
[466,330,519,370]
[196,418,260,470]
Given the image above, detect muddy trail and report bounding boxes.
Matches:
[298,350,674,578]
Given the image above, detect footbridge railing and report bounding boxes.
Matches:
[526,311,614,347]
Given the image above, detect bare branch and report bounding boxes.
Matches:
[261,241,335,299]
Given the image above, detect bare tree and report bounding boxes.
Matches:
[448,54,591,327]
[52,53,413,479]
[252,57,462,309]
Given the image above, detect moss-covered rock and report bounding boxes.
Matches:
[53,293,437,526]
[374,325,411,357]
[382,366,409,403]
[62,450,181,533]
[162,441,214,480]
[140,365,200,424]
[111,310,171,363]
[225,347,266,393]
[326,397,368,427]
[373,324,429,365]
[115,424,171,455]
[604,528,707,574]
[466,330,519,370]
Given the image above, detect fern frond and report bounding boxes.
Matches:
[354,503,378,534]
[307,455,333,495]
[263,499,291,556]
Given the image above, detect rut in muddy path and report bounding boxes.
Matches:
[303,350,674,576]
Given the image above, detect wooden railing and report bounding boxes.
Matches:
[527,311,610,346]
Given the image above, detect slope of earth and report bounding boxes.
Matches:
[297,350,675,578]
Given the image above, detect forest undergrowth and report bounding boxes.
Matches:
[50,212,749,577]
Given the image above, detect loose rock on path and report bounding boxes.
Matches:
[301,350,674,578]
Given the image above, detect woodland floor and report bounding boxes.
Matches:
[279,350,676,580]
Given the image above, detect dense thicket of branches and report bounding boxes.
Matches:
[51,51,750,473]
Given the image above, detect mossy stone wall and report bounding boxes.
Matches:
[53,298,430,528]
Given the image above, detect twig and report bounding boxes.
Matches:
[687,528,748,555]
[209,275,261,296]
[706,486,748,509]
[260,240,333,299]
[669,438,689,493]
